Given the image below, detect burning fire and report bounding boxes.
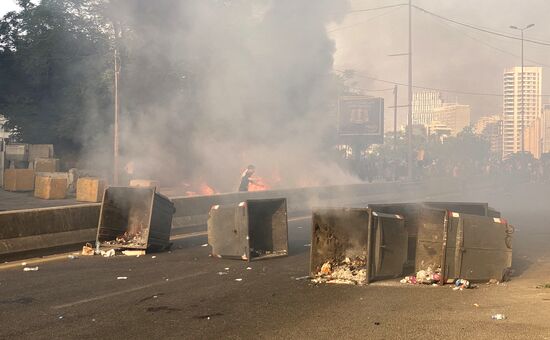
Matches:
[248,176,270,191]
[181,181,217,196]
[199,182,215,195]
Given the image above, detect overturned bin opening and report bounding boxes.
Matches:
[207,198,288,261]
[96,187,175,251]
[310,208,407,284]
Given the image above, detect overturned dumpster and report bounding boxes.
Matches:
[367,202,511,281]
[96,187,175,251]
[207,198,288,261]
[416,210,513,283]
[310,208,408,284]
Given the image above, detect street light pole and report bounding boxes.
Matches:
[407,0,413,179]
[510,24,535,154]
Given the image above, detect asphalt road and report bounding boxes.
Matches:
[1,182,549,339]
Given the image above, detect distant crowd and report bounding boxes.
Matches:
[353,154,550,184]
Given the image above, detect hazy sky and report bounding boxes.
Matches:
[0,0,19,16]
[2,0,549,129]
[331,0,550,128]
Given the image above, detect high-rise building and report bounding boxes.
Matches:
[502,66,542,158]
[474,115,500,134]
[431,103,471,136]
[543,104,550,154]
[412,91,443,126]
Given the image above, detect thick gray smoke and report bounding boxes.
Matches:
[81,0,355,193]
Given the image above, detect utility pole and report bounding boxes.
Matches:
[113,23,121,185]
[510,24,535,154]
[393,85,398,151]
[407,0,413,179]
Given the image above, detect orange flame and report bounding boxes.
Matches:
[248,176,270,191]
[199,182,216,195]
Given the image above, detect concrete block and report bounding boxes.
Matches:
[3,169,35,191]
[29,144,54,161]
[34,174,67,199]
[76,177,105,202]
[34,158,59,173]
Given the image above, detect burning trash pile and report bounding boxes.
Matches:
[103,231,146,248]
[312,257,367,285]
[92,187,175,256]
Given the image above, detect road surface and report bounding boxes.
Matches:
[1,182,549,339]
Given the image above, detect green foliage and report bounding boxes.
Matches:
[0,0,112,153]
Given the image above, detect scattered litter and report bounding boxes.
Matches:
[294,276,310,281]
[201,244,208,247]
[235,278,243,282]
[453,279,474,290]
[81,243,94,256]
[217,272,228,275]
[487,278,499,285]
[58,316,64,320]
[21,262,27,266]
[122,250,146,257]
[400,276,417,284]
[246,267,252,270]
[23,267,39,272]
[400,267,441,285]
[491,314,506,320]
[536,283,550,289]
[374,322,380,326]
[304,244,311,247]
[224,267,230,271]
[153,295,158,299]
[68,255,77,260]
[312,257,367,285]
[474,303,480,307]
[116,276,128,280]
[151,256,157,259]
[101,249,116,258]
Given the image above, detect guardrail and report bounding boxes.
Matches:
[0,177,490,258]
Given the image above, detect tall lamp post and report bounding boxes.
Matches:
[510,24,535,154]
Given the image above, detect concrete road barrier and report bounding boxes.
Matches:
[0,177,494,258]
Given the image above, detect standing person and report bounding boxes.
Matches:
[238,165,257,192]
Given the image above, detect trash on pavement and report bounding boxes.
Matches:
[67,255,77,260]
[217,272,228,275]
[491,314,506,320]
[122,250,146,256]
[81,243,94,256]
[201,244,208,247]
[117,276,128,280]
[101,249,116,257]
[235,278,243,282]
[453,278,473,290]
[23,266,39,271]
[294,276,310,281]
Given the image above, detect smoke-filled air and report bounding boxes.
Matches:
[77,0,354,193]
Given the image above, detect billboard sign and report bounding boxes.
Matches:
[338,96,384,144]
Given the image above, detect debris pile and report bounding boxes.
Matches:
[103,231,146,248]
[312,257,367,285]
[400,267,441,285]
